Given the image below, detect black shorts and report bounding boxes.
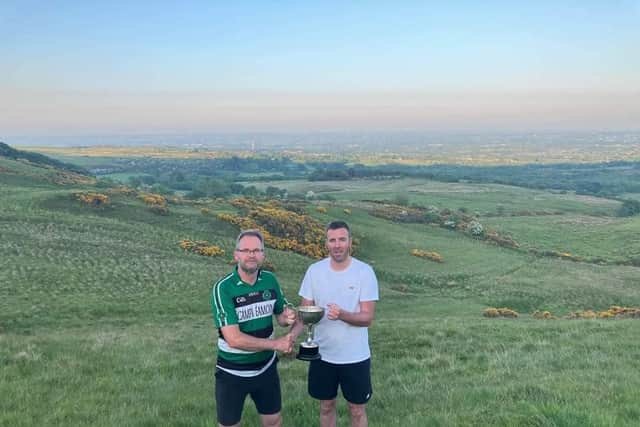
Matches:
[215,359,281,426]
[308,358,372,404]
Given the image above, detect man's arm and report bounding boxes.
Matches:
[220,325,293,353]
[327,300,376,327]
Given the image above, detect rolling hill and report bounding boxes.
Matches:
[2,156,640,426]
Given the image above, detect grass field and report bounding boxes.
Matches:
[248,178,621,216]
[2,160,640,426]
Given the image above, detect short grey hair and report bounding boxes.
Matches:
[235,229,265,249]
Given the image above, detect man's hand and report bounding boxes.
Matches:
[327,303,341,320]
[326,301,376,327]
[282,305,297,326]
[273,333,294,354]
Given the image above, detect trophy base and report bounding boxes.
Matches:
[296,343,321,361]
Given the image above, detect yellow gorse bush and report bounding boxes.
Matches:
[139,193,169,214]
[140,193,167,206]
[483,307,519,318]
[411,249,444,263]
[179,239,225,257]
[566,306,640,319]
[76,192,110,207]
[217,197,329,259]
[532,310,555,319]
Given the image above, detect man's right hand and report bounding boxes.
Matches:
[273,333,294,354]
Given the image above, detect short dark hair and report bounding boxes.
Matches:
[326,220,351,237]
[236,229,264,249]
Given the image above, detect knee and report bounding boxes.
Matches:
[261,412,282,427]
[348,402,366,419]
[320,399,337,416]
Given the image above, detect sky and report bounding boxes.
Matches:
[1,0,639,139]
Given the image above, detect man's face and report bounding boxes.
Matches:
[326,227,351,263]
[234,235,265,275]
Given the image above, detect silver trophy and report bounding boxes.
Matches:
[296,305,325,361]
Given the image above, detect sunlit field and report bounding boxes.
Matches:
[2,159,640,426]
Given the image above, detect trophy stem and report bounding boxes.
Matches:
[306,324,314,344]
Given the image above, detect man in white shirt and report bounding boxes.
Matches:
[296,221,379,427]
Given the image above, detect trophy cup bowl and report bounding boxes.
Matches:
[296,305,325,361]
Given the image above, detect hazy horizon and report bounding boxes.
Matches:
[2,1,639,136]
[6,129,640,151]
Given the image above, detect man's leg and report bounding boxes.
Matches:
[259,411,282,427]
[347,402,367,427]
[252,361,283,427]
[309,360,339,427]
[215,369,247,427]
[320,399,337,427]
[339,359,372,427]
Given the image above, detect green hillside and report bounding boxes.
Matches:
[2,167,640,426]
[0,144,94,187]
[0,142,90,175]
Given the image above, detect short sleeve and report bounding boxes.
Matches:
[273,276,285,315]
[360,265,379,302]
[298,267,314,301]
[211,282,238,327]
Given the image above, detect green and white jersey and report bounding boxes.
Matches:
[211,267,286,377]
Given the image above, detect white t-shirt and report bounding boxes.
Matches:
[298,257,379,364]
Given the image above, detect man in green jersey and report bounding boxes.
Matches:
[211,229,297,427]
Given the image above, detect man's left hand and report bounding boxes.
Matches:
[282,306,297,326]
[327,303,341,320]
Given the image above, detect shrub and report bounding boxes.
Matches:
[484,229,520,249]
[532,310,555,319]
[217,198,328,258]
[424,210,441,224]
[141,193,167,206]
[566,306,640,319]
[76,192,110,207]
[618,199,640,217]
[466,220,484,236]
[483,307,519,318]
[411,249,444,263]
[179,239,225,257]
[140,193,169,214]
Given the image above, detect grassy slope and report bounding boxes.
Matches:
[249,178,621,215]
[2,166,640,426]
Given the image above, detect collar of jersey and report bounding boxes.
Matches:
[233,266,264,286]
